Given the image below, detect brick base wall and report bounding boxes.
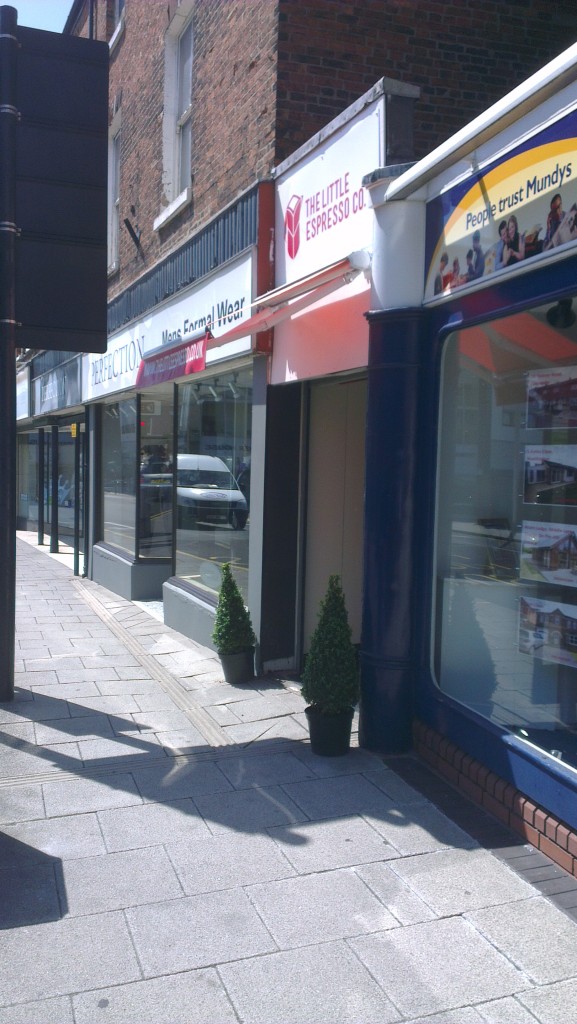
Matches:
[413,720,577,877]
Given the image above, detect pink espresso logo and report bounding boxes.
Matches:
[284,195,303,259]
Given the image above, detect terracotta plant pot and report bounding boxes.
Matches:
[305,705,354,756]
[220,648,255,685]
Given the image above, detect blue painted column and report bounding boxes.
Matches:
[359,307,427,752]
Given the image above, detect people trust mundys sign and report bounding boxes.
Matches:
[425,107,577,300]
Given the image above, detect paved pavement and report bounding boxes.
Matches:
[2,534,577,1022]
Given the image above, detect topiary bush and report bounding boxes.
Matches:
[301,574,359,715]
[212,562,256,655]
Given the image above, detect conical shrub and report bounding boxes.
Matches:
[302,574,359,715]
[212,563,256,655]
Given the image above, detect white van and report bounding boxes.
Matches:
[176,454,248,529]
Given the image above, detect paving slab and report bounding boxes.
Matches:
[0,911,142,1004]
[1,996,75,1024]
[97,797,209,851]
[168,830,295,894]
[475,996,545,1024]
[402,1011,485,1024]
[518,977,577,1023]
[0,861,62,928]
[281,771,396,821]
[2,812,106,861]
[391,847,535,915]
[246,868,399,948]
[42,773,143,817]
[130,758,233,802]
[72,970,238,1024]
[365,800,479,855]
[218,750,316,788]
[77,733,164,764]
[126,889,277,975]
[218,940,400,1024]
[34,715,116,745]
[288,745,385,777]
[349,917,529,1018]
[0,784,45,824]
[268,814,396,873]
[354,861,438,925]
[364,767,430,805]
[60,845,183,916]
[154,727,210,752]
[193,783,308,833]
[467,896,577,984]
[222,715,308,745]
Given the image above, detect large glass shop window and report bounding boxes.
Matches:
[139,386,174,559]
[175,367,252,600]
[102,398,137,555]
[435,297,577,768]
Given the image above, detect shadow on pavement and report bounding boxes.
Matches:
[0,832,67,928]
[0,687,478,851]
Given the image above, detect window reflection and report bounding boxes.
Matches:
[139,387,174,559]
[102,399,137,555]
[435,298,577,768]
[175,368,251,600]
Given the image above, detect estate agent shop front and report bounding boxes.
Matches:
[359,42,577,837]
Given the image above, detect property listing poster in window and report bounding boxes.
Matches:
[520,521,577,589]
[527,365,577,430]
[518,594,577,669]
[524,445,577,507]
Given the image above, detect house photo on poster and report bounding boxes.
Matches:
[519,594,577,669]
[527,366,577,429]
[524,445,577,506]
[521,520,577,588]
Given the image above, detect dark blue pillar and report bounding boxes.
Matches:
[359,307,428,752]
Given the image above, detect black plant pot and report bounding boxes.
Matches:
[305,705,354,757]
[219,648,255,685]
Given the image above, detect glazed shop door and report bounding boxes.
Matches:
[303,377,366,650]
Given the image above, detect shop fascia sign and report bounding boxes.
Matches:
[34,358,81,415]
[275,98,381,283]
[16,367,29,421]
[82,253,253,400]
[141,253,252,360]
[82,330,144,402]
[425,105,577,300]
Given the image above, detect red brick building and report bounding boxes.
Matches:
[64,0,577,301]
[13,0,577,869]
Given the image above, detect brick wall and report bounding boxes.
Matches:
[106,0,279,300]
[73,0,577,308]
[414,720,577,877]
[276,0,577,164]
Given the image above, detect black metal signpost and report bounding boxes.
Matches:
[0,6,108,701]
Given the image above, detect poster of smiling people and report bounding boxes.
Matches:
[425,107,577,299]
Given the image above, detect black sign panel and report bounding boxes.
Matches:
[15,26,108,353]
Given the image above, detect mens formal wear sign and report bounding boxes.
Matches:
[425,106,577,300]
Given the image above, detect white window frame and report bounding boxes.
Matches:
[109,0,125,52]
[108,112,122,274]
[155,0,194,232]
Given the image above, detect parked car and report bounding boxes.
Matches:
[519,627,545,653]
[140,453,248,530]
[176,454,248,529]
